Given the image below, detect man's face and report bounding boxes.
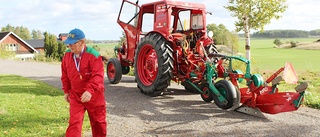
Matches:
[68,40,84,54]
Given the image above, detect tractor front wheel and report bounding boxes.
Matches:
[134,33,173,96]
[106,58,122,84]
[122,66,130,74]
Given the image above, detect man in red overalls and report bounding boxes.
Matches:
[61,28,107,137]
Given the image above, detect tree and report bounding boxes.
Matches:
[207,23,239,53]
[1,24,32,40]
[57,41,67,61]
[225,0,288,60]
[273,38,282,47]
[118,31,126,47]
[1,24,15,32]
[44,31,61,60]
[44,32,52,57]
[309,29,320,36]
[18,26,31,40]
[31,29,43,39]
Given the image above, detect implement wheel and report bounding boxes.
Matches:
[106,58,122,84]
[134,33,173,96]
[213,80,236,109]
[200,83,213,103]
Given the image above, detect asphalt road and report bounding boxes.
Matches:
[1,59,320,137]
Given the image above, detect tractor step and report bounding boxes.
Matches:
[236,105,266,118]
[295,82,308,93]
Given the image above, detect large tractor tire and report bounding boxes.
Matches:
[212,80,237,109]
[134,33,173,96]
[106,58,122,84]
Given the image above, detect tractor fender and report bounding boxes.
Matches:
[145,31,170,41]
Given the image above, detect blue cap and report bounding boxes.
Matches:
[64,28,85,44]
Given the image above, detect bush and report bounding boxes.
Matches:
[273,38,282,47]
[290,41,297,48]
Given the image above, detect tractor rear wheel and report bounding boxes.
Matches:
[134,33,173,96]
[106,58,122,84]
[212,80,236,109]
[200,82,213,102]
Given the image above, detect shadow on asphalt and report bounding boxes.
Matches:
[106,77,271,122]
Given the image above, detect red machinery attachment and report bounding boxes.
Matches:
[236,63,307,117]
[213,55,308,117]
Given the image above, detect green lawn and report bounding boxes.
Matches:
[87,43,118,58]
[238,37,320,71]
[0,75,90,136]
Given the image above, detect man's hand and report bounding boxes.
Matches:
[81,91,92,103]
[64,93,70,103]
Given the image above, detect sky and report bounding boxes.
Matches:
[0,0,319,40]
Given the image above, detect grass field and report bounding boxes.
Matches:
[238,37,320,71]
[87,43,118,58]
[0,75,91,136]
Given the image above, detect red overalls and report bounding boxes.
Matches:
[61,46,107,137]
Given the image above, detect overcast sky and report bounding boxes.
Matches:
[0,0,319,40]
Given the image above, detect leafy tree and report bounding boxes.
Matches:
[31,30,43,39]
[50,34,59,59]
[18,26,31,40]
[207,23,239,53]
[1,24,15,32]
[273,38,282,47]
[118,31,126,47]
[309,29,320,36]
[44,32,52,57]
[253,30,308,38]
[290,41,297,48]
[1,24,31,40]
[57,41,67,61]
[226,31,239,53]
[43,31,60,60]
[225,0,288,60]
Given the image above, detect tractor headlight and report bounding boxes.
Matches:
[208,31,213,38]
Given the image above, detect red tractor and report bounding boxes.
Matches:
[107,0,308,117]
[107,0,231,97]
